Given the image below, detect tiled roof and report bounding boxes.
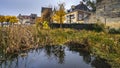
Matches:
[18,14,37,19]
[74,4,90,11]
[68,3,90,13]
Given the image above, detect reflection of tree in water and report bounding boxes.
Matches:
[0,54,19,68]
[67,45,111,68]
[0,50,30,68]
[67,45,91,64]
[44,45,65,64]
[0,45,112,68]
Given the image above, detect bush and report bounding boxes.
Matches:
[109,28,120,34]
[42,21,50,29]
[93,23,105,32]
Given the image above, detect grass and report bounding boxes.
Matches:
[0,25,120,68]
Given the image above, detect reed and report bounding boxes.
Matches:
[0,25,120,66]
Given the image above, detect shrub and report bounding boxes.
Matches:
[92,23,105,32]
[109,28,120,34]
[42,21,50,29]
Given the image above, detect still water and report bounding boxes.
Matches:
[0,45,111,68]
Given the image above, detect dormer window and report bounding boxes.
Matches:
[71,5,75,11]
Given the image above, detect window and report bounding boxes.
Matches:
[66,14,75,19]
[70,14,75,19]
[78,14,83,20]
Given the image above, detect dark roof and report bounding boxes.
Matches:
[68,3,90,13]
[18,14,37,19]
[41,7,52,13]
[75,4,90,11]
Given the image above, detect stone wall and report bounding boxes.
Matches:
[88,13,96,23]
[96,0,120,25]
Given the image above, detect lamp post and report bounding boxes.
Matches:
[69,15,72,23]
[104,5,107,25]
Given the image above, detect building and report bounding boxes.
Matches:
[66,2,91,23]
[17,14,37,24]
[41,7,52,23]
[96,0,120,28]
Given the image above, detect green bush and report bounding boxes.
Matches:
[109,28,120,34]
[93,23,105,32]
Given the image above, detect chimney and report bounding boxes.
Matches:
[80,1,83,5]
[71,5,75,10]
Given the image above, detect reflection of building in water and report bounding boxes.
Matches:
[44,46,65,64]
[0,46,112,68]
[67,44,91,64]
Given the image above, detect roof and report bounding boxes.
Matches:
[68,3,90,13]
[18,14,37,19]
[75,4,90,11]
[66,9,91,14]
[41,7,52,13]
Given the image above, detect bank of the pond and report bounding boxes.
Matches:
[0,25,120,68]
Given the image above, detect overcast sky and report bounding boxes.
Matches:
[0,0,82,16]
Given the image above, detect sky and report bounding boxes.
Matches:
[0,0,82,16]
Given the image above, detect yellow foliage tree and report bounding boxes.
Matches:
[0,15,5,27]
[35,17,42,28]
[52,3,66,28]
[9,16,18,25]
[5,16,11,23]
[42,21,50,29]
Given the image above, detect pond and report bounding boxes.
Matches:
[0,45,111,68]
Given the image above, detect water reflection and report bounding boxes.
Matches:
[0,45,111,68]
[44,46,65,64]
[67,45,91,64]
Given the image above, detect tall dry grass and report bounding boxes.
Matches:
[0,25,38,54]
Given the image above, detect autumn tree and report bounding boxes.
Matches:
[96,0,102,3]
[9,16,18,25]
[0,15,5,27]
[35,17,42,28]
[5,16,11,22]
[5,16,11,25]
[52,3,66,28]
